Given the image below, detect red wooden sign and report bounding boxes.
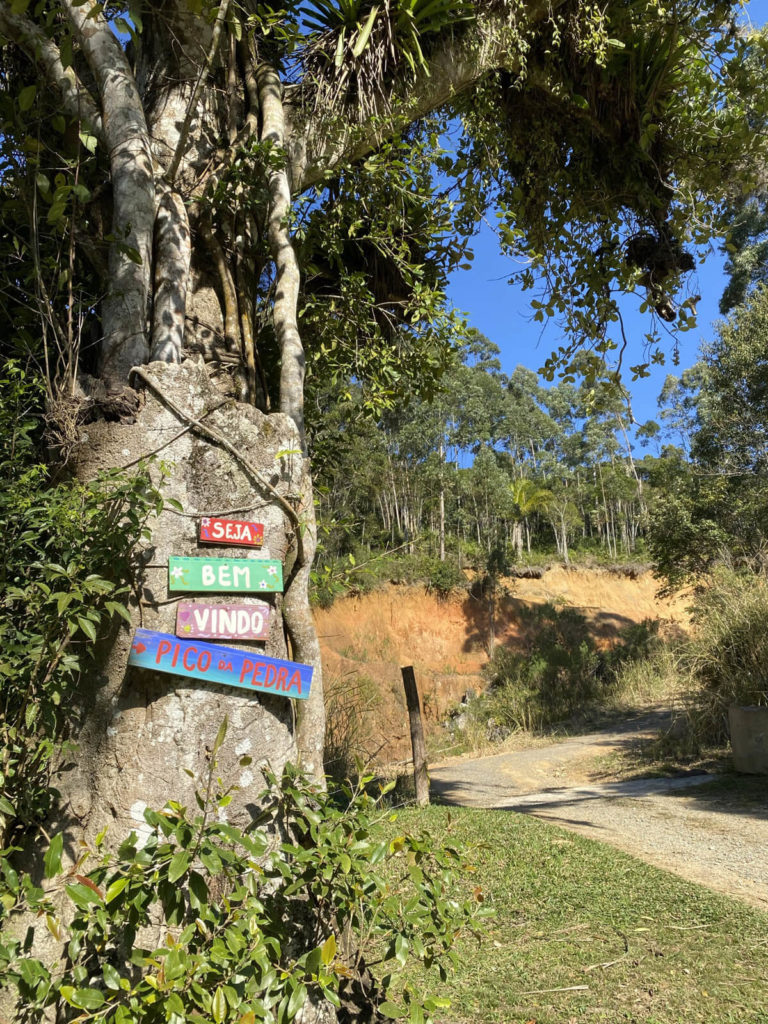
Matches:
[199,517,264,548]
[175,600,270,641]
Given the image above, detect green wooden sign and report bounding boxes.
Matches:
[168,555,283,593]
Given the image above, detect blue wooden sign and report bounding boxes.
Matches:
[128,628,312,700]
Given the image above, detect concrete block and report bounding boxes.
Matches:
[729,705,768,775]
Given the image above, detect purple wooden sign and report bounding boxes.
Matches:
[128,629,312,700]
[175,600,270,641]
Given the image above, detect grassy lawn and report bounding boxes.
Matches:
[389,805,768,1024]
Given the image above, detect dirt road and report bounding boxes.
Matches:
[430,710,768,910]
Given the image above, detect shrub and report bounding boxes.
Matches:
[0,364,167,847]
[422,557,466,599]
[682,571,768,745]
[480,609,661,734]
[0,734,491,1024]
[483,604,605,730]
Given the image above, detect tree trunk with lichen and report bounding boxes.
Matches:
[0,0,537,873]
[0,1,332,862]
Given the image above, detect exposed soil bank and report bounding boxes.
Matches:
[316,567,689,764]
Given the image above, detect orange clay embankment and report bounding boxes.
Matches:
[315,567,690,765]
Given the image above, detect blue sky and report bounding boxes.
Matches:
[446,0,768,429]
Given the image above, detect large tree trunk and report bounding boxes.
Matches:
[66,362,304,845]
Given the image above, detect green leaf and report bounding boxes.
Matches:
[18,85,36,111]
[102,963,122,990]
[320,933,336,965]
[188,870,208,908]
[44,832,63,878]
[65,882,103,908]
[212,716,228,756]
[351,4,379,58]
[105,876,129,903]
[128,0,143,31]
[212,987,227,1023]
[168,850,191,883]
[59,985,77,1005]
[72,988,106,1010]
[77,616,97,641]
[287,983,307,1019]
[79,131,98,154]
[0,795,16,817]
[167,992,184,1016]
[378,1002,405,1019]
[105,601,132,623]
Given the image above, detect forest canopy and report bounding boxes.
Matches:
[0,0,764,440]
[2,5,768,1023]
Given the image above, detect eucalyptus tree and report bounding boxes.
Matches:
[0,0,762,998]
[651,286,768,585]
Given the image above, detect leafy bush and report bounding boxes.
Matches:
[479,607,661,733]
[0,363,167,846]
[681,572,768,745]
[0,734,490,1024]
[311,550,467,607]
[483,604,604,730]
[422,557,465,599]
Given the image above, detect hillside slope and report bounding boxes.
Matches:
[316,567,689,766]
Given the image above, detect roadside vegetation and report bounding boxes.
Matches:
[387,805,768,1024]
[316,287,768,778]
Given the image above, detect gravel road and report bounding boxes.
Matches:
[430,710,768,910]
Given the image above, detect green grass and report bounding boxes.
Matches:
[388,805,768,1024]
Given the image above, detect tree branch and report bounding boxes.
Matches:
[201,218,241,355]
[0,4,103,137]
[150,187,191,362]
[288,0,555,192]
[62,0,155,383]
[258,64,306,447]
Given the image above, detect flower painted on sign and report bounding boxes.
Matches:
[267,565,278,576]
[201,518,211,526]
[259,580,268,589]
[170,566,189,586]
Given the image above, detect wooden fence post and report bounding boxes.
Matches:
[401,665,429,806]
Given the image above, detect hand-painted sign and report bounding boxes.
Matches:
[199,517,264,548]
[168,556,282,593]
[129,629,312,700]
[176,600,270,641]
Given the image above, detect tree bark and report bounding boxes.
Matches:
[258,64,306,445]
[150,188,191,363]
[256,64,325,779]
[64,362,303,846]
[63,0,155,383]
[0,5,103,135]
